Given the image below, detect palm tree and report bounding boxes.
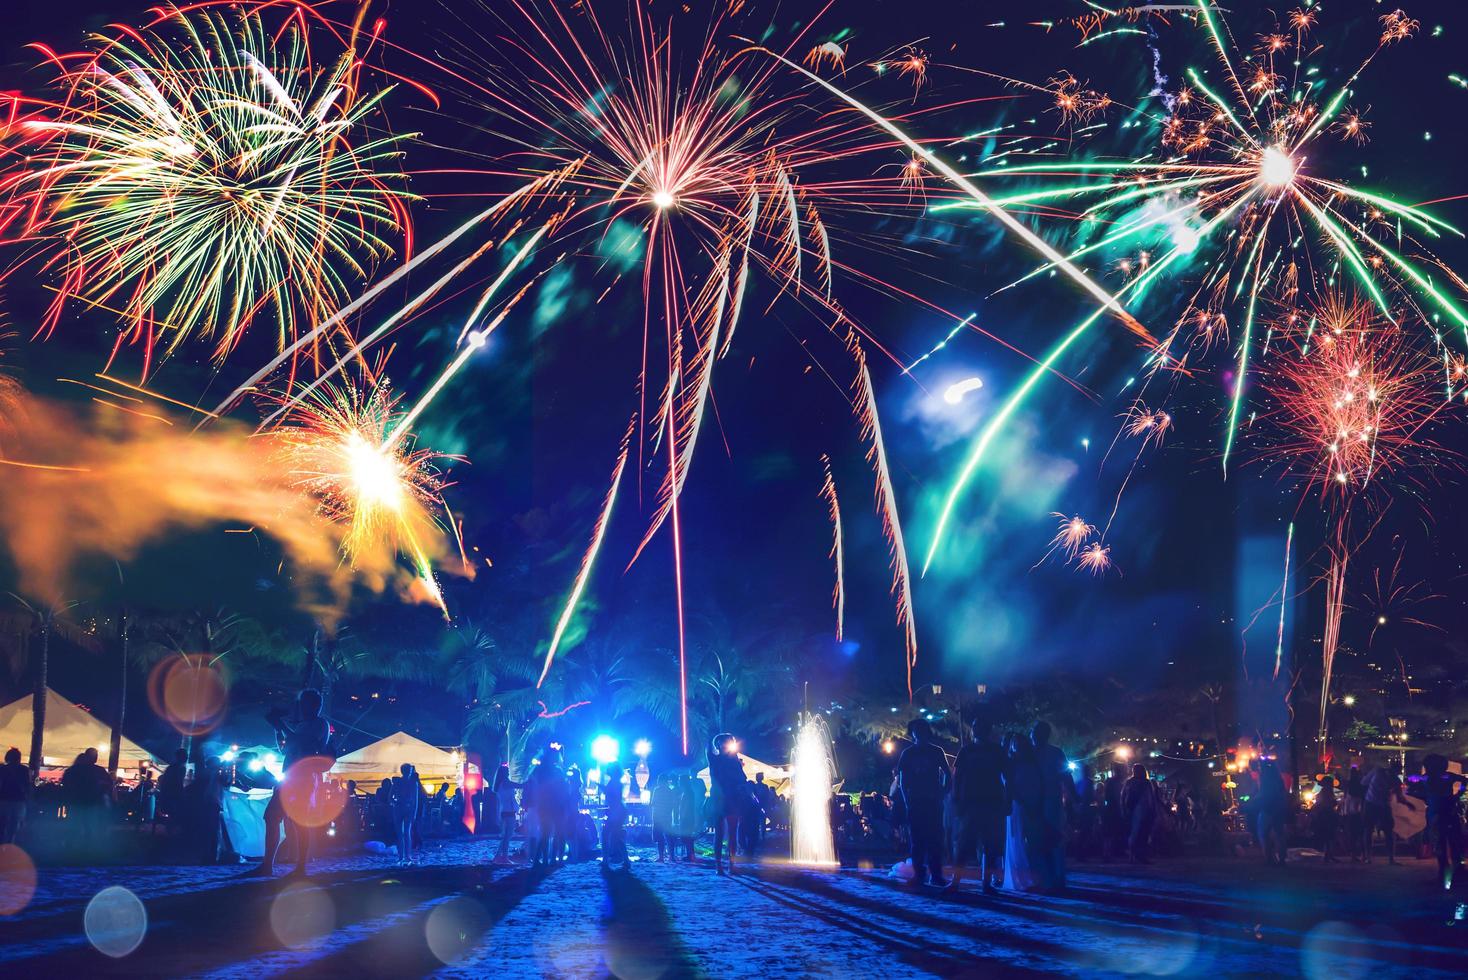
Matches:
[7,594,95,776]
[439,622,542,774]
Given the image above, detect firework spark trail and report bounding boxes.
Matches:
[923,193,1252,573]
[208,171,564,420]
[850,335,918,699]
[1319,546,1347,743]
[1274,522,1293,681]
[537,420,633,689]
[627,254,728,566]
[380,223,556,450]
[819,453,846,641]
[1101,404,1170,537]
[4,4,412,365]
[903,313,976,374]
[746,44,1154,345]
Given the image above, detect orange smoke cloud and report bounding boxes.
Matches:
[0,393,456,618]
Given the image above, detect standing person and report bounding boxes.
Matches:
[1101,768,1127,859]
[677,773,707,862]
[525,747,565,866]
[188,756,227,864]
[1420,754,1466,889]
[157,749,188,834]
[651,773,679,862]
[392,763,421,866]
[63,747,112,855]
[707,733,748,875]
[738,779,765,860]
[948,718,1008,894]
[601,763,630,871]
[250,688,330,878]
[1255,759,1288,866]
[1121,764,1160,864]
[897,718,950,887]
[1003,734,1041,891]
[135,767,157,830]
[560,766,584,861]
[492,764,521,865]
[1342,767,1366,862]
[0,747,30,844]
[1029,721,1072,891]
[1362,760,1415,865]
[1312,775,1340,863]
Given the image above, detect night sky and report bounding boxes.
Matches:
[4,0,1468,757]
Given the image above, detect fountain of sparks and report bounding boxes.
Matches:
[790,713,839,867]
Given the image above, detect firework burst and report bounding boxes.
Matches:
[1,2,412,366]
[1261,298,1447,498]
[271,380,453,611]
[924,0,1468,568]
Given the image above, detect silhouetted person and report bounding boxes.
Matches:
[949,718,1007,893]
[1312,775,1340,862]
[0,746,30,844]
[1421,754,1466,889]
[1343,767,1366,861]
[897,718,950,886]
[188,756,227,864]
[651,773,679,861]
[1363,760,1415,864]
[1122,763,1159,864]
[492,764,521,865]
[707,733,748,875]
[392,763,420,866]
[135,767,157,829]
[676,773,706,862]
[1255,759,1287,865]
[1029,721,1071,891]
[157,748,188,833]
[63,747,112,853]
[525,747,565,866]
[738,778,765,859]
[1102,768,1126,859]
[601,763,630,872]
[252,688,330,877]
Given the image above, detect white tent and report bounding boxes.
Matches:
[698,755,792,796]
[330,731,460,789]
[0,688,156,772]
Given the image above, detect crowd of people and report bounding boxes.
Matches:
[5,686,1464,896]
[1291,755,1467,887]
[485,733,784,876]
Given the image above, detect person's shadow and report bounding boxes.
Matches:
[600,868,704,978]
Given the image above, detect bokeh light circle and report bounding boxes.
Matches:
[278,756,347,828]
[0,844,38,916]
[269,883,335,949]
[147,654,228,737]
[1301,921,1370,980]
[424,896,491,965]
[84,886,147,958]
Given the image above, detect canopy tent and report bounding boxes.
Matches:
[698,755,792,796]
[330,731,460,790]
[0,688,157,772]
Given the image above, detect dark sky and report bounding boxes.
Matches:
[4,0,1468,736]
